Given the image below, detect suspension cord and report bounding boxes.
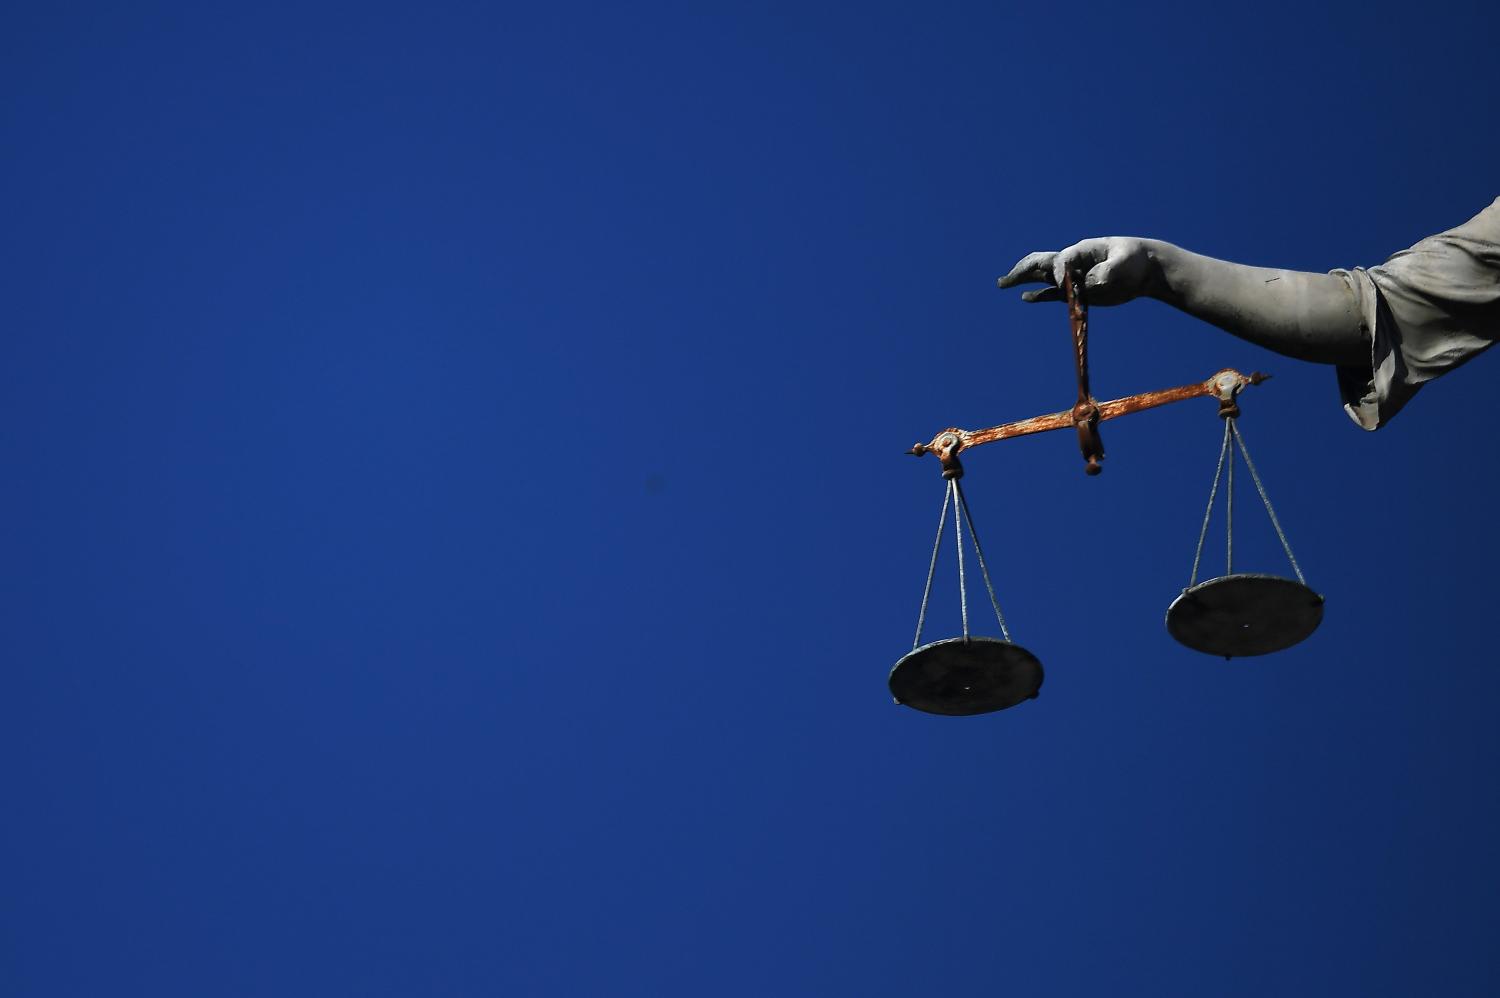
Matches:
[954,478,1013,642]
[951,478,970,640]
[1230,421,1306,585]
[1189,419,1233,587]
[912,484,952,649]
[1225,418,1234,576]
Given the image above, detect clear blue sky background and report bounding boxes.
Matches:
[4,2,1498,995]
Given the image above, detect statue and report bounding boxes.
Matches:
[998,197,1500,430]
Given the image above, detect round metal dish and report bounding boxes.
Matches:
[889,636,1043,716]
[1166,573,1323,658]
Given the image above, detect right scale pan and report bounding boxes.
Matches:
[1167,573,1323,658]
[1171,410,1322,659]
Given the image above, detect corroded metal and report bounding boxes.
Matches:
[1064,272,1105,475]
[908,273,1267,474]
[909,368,1268,467]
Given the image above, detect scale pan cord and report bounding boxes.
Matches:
[895,478,1039,716]
[910,479,1013,650]
[1171,417,1322,658]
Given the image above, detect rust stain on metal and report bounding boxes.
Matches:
[906,272,1268,473]
[909,368,1268,467]
[1062,272,1105,474]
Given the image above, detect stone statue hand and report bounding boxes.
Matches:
[997,235,1368,367]
[997,237,1160,306]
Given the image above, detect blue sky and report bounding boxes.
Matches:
[4,2,1499,995]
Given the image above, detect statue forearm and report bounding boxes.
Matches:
[1000,236,1372,369]
[1144,242,1367,367]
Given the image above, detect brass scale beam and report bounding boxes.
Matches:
[908,272,1267,477]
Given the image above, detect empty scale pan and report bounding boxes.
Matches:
[893,476,1041,716]
[1170,417,1321,658]
[1167,574,1323,658]
[890,636,1043,716]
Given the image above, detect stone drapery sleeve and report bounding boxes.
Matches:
[1333,197,1500,430]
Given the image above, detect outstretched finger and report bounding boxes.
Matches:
[998,251,1057,288]
[1020,287,1064,303]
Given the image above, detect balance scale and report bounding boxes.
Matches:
[890,274,1323,716]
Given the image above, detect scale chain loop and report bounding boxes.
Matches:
[1230,421,1307,585]
[1189,419,1233,588]
[954,479,1013,642]
[912,484,952,649]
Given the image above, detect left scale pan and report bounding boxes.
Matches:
[893,472,1040,718]
[890,637,1043,716]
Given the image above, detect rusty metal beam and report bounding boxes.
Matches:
[908,368,1268,474]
